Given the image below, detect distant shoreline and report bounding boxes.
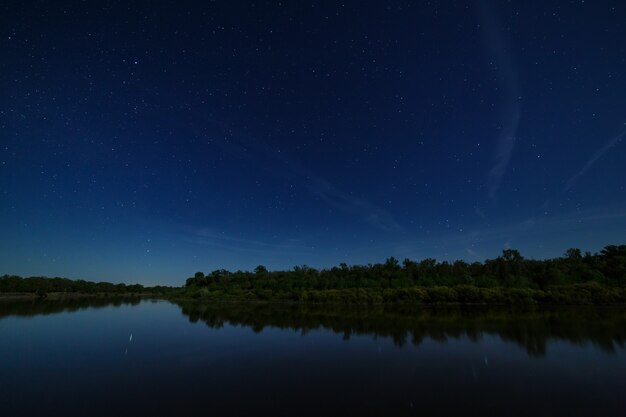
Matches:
[0,292,160,301]
[2,289,626,305]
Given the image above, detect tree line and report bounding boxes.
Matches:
[2,244,624,304]
[0,275,172,298]
[179,245,626,304]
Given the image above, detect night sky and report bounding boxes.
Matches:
[2,1,625,285]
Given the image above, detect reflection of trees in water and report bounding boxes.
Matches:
[177,302,626,356]
[2,299,624,357]
[0,298,143,318]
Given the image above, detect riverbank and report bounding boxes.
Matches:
[0,292,163,301]
[168,282,626,305]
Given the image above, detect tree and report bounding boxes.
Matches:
[254,265,268,275]
[599,245,626,284]
[565,248,582,261]
[385,257,400,269]
[497,249,524,286]
[501,249,523,263]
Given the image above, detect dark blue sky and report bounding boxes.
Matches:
[1,1,625,285]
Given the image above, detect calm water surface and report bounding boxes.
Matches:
[1,299,625,416]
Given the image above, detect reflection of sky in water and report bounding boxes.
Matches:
[1,300,624,416]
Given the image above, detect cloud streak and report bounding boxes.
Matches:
[163,110,402,232]
[309,178,402,232]
[183,228,312,255]
[565,128,626,191]
[205,120,403,232]
[478,0,522,199]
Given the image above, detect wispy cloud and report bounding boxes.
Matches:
[155,97,403,233]
[182,228,312,255]
[309,178,402,232]
[565,128,626,191]
[474,207,487,220]
[208,122,402,232]
[478,0,522,199]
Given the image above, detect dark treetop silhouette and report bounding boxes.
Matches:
[177,245,626,304]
